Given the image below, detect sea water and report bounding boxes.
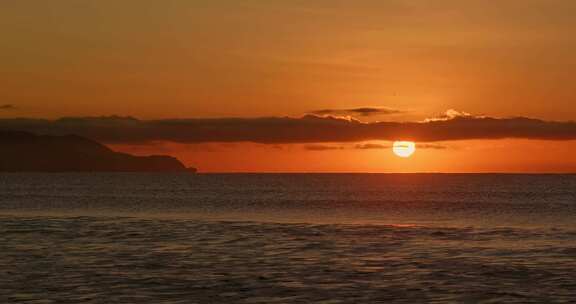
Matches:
[1,173,575,303]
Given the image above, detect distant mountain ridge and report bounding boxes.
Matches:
[0,130,196,172]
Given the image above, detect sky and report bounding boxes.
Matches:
[1,0,575,172]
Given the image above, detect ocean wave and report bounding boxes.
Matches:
[1,215,576,303]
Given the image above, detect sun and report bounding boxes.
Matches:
[392,141,416,158]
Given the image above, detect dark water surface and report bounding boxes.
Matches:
[1,174,576,303]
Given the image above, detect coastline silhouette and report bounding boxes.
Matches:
[0,130,196,172]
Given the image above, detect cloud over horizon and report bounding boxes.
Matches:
[304,144,346,151]
[0,104,16,110]
[305,143,450,151]
[310,107,405,117]
[353,143,449,150]
[0,111,575,145]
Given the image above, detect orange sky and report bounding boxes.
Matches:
[1,1,575,172]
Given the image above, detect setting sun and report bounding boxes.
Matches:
[393,141,416,158]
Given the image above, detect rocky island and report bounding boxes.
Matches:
[0,130,196,173]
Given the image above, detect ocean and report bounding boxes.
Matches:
[1,173,576,303]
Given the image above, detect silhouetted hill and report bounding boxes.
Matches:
[0,130,196,172]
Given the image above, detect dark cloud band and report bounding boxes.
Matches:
[0,113,575,144]
[0,104,16,110]
[310,107,404,116]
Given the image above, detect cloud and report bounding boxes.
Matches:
[0,104,16,110]
[417,143,448,150]
[354,143,448,150]
[310,107,404,117]
[354,143,391,150]
[304,144,345,151]
[0,111,575,144]
[424,109,478,122]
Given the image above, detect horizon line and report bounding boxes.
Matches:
[192,171,576,175]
